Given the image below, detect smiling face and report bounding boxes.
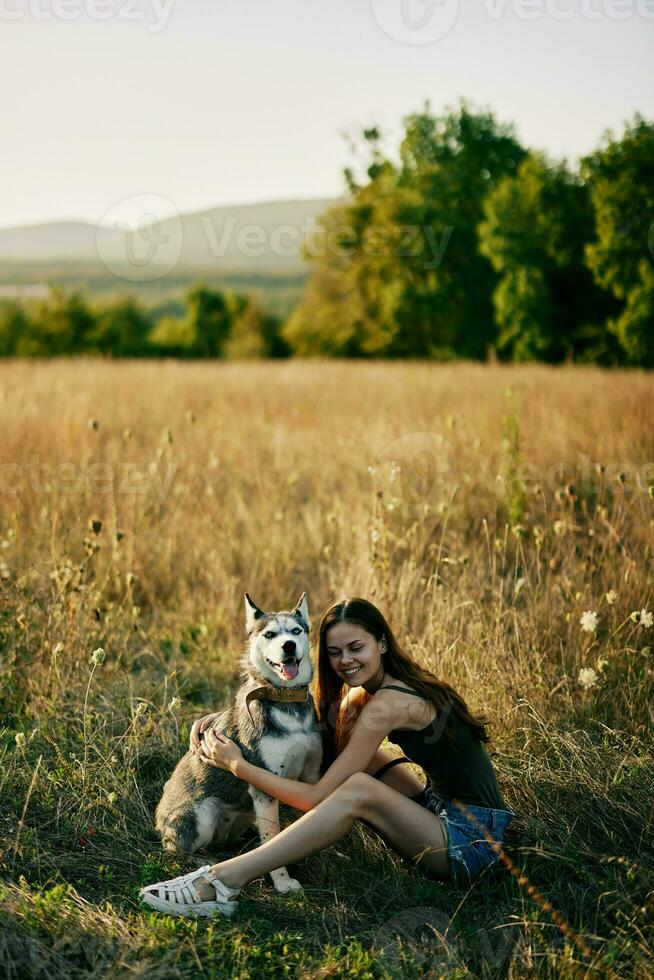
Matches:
[244,592,313,688]
[325,621,386,687]
[248,612,313,687]
[259,616,306,681]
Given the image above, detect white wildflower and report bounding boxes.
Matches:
[605,590,618,606]
[580,611,599,634]
[90,647,105,666]
[578,667,598,690]
[134,702,148,717]
[168,697,182,711]
[639,609,653,629]
[15,732,26,749]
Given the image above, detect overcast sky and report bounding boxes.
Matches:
[1,0,652,228]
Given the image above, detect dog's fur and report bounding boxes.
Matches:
[155,592,323,893]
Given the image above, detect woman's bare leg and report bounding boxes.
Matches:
[200,772,450,894]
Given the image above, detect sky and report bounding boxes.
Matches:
[0,0,652,229]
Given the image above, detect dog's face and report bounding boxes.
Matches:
[244,592,312,688]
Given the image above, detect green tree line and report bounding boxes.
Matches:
[1,102,652,364]
[285,103,653,366]
[0,285,290,360]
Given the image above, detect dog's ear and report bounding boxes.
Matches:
[244,592,266,632]
[292,591,310,630]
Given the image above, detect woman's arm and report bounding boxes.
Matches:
[230,756,322,811]
[201,693,401,812]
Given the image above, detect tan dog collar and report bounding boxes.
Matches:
[245,684,310,724]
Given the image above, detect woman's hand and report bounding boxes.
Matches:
[200,727,244,775]
[189,711,221,754]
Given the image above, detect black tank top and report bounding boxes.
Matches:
[379,685,507,810]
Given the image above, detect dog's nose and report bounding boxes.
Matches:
[282,640,296,655]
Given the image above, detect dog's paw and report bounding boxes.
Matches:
[274,877,303,895]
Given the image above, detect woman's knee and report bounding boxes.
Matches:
[333,772,378,813]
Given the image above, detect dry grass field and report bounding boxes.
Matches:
[0,358,653,979]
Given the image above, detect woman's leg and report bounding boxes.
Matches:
[198,771,450,895]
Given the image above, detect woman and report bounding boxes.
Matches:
[140,597,515,917]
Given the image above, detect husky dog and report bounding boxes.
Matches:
[155,592,323,894]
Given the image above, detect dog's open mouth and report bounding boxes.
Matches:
[266,657,300,681]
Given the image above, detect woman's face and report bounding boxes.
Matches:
[324,622,385,687]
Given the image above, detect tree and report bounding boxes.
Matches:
[90,294,152,357]
[0,301,29,356]
[478,152,617,362]
[148,314,198,357]
[582,115,654,366]
[284,102,527,359]
[223,296,289,359]
[185,285,232,358]
[28,286,96,356]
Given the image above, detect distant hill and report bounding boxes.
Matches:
[0,198,338,273]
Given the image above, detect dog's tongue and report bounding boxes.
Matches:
[281,661,299,680]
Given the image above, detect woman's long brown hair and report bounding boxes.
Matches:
[314,597,491,764]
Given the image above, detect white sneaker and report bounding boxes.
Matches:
[140,864,240,918]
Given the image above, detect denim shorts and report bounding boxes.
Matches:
[422,786,516,885]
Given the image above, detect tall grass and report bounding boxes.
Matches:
[0,359,652,978]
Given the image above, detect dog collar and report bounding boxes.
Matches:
[246,685,310,711]
[245,684,309,724]
[245,684,310,725]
